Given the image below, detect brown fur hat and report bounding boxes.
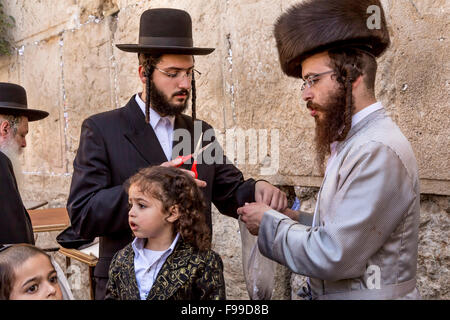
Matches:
[274,0,390,78]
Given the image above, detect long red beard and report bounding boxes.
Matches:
[311,85,347,173]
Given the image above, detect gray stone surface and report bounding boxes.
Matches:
[0,0,448,300]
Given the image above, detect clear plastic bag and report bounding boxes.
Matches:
[239,220,277,300]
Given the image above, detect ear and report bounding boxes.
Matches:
[166,205,180,223]
[352,74,364,90]
[0,120,11,138]
[138,65,147,85]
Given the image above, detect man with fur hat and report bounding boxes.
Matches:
[238,0,421,299]
[0,82,49,245]
[66,8,287,299]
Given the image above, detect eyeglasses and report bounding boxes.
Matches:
[300,70,334,91]
[155,67,202,80]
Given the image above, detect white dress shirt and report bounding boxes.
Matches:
[132,233,180,300]
[135,94,175,161]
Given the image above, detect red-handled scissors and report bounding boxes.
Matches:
[175,133,213,179]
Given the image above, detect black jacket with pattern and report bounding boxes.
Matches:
[105,237,226,300]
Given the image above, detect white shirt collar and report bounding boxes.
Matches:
[351,101,383,127]
[132,232,180,255]
[135,93,175,129]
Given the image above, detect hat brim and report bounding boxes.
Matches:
[116,44,215,55]
[0,105,49,122]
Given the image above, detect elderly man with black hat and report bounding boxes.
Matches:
[0,82,49,245]
[238,0,421,300]
[66,8,287,300]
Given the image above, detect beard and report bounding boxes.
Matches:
[150,81,190,117]
[309,85,348,173]
[0,136,24,190]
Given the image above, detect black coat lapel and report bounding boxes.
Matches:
[123,95,168,164]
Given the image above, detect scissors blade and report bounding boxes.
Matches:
[194,142,214,159]
[192,132,203,158]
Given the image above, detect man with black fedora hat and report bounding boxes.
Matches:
[238,0,421,299]
[0,82,49,245]
[66,8,287,299]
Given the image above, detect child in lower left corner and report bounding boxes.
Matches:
[105,166,226,300]
[0,243,69,300]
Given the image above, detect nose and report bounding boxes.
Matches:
[45,281,57,298]
[128,205,136,217]
[21,137,26,148]
[178,74,191,90]
[302,87,313,102]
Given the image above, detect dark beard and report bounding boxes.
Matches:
[310,85,347,173]
[150,81,190,117]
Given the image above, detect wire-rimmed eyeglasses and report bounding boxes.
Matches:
[155,67,202,80]
[301,70,334,91]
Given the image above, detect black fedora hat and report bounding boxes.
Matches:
[116,8,214,55]
[0,82,49,121]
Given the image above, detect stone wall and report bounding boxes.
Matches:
[0,0,448,299]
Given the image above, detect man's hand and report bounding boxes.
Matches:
[237,202,271,236]
[255,180,287,211]
[160,159,207,188]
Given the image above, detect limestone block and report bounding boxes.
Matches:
[220,0,324,180]
[417,195,450,299]
[115,0,138,10]
[0,53,19,83]
[111,3,147,107]
[378,0,450,184]
[20,37,66,174]
[62,18,115,162]
[211,206,248,299]
[20,173,72,208]
[2,0,78,42]
[78,0,119,23]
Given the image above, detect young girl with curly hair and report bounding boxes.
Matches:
[105,166,226,300]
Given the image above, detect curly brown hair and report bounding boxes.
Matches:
[125,166,211,251]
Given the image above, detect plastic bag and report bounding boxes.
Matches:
[239,220,277,300]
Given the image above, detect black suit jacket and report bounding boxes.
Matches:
[106,238,226,300]
[0,151,34,245]
[67,95,255,279]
